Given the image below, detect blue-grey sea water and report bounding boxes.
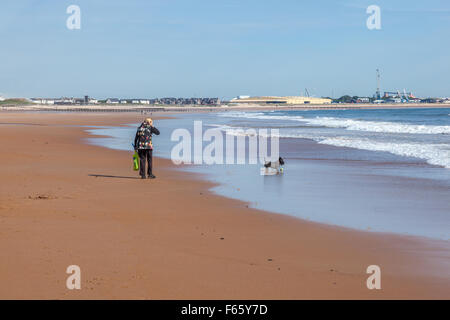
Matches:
[86,108,450,240]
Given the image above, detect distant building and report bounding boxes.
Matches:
[28,96,221,106]
[31,98,55,105]
[230,96,332,105]
[356,97,370,103]
[0,96,5,102]
[151,97,220,105]
[55,97,75,105]
[73,98,85,105]
[106,98,120,104]
[386,98,402,103]
[421,98,438,103]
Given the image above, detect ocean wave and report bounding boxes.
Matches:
[220,112,450,135]
[317,137,450,169]
[214,124,450,169]
[301,117,450,135]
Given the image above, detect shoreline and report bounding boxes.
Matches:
[0,112,449,299]
[93,134,450,241]
[86,120,450,241]
[85,110,450,240]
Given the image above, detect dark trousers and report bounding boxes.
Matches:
[138,149,153,177]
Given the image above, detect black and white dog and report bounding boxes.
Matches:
[262,157,285,175]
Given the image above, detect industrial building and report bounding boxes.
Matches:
[230,96,332,105]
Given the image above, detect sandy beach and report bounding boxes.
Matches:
[0,112,449,299]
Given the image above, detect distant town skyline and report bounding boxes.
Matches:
[0,0,449,99]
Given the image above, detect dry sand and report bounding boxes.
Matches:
[0,112,448,299]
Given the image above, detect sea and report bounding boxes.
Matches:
[86,108,450,241]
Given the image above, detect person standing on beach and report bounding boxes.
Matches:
[134,118,160,179]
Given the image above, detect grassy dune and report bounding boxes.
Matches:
[0,98,32,106]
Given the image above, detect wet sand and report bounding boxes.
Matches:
[0,112,449,299]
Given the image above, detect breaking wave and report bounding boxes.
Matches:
[212,124,450,169]
[220,112,450,135]
[300,117,450,135]
[317,137,450,169]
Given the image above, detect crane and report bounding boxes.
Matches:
[376,69,381,99]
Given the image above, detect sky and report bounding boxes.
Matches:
[0,0,449,99]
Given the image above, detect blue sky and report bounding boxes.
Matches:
[0,0,449,99]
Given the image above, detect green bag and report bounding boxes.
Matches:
[133,151,139,171]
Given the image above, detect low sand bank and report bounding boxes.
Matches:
[0,112,448,299]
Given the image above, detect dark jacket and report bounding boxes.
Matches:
[134,123,160,150]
